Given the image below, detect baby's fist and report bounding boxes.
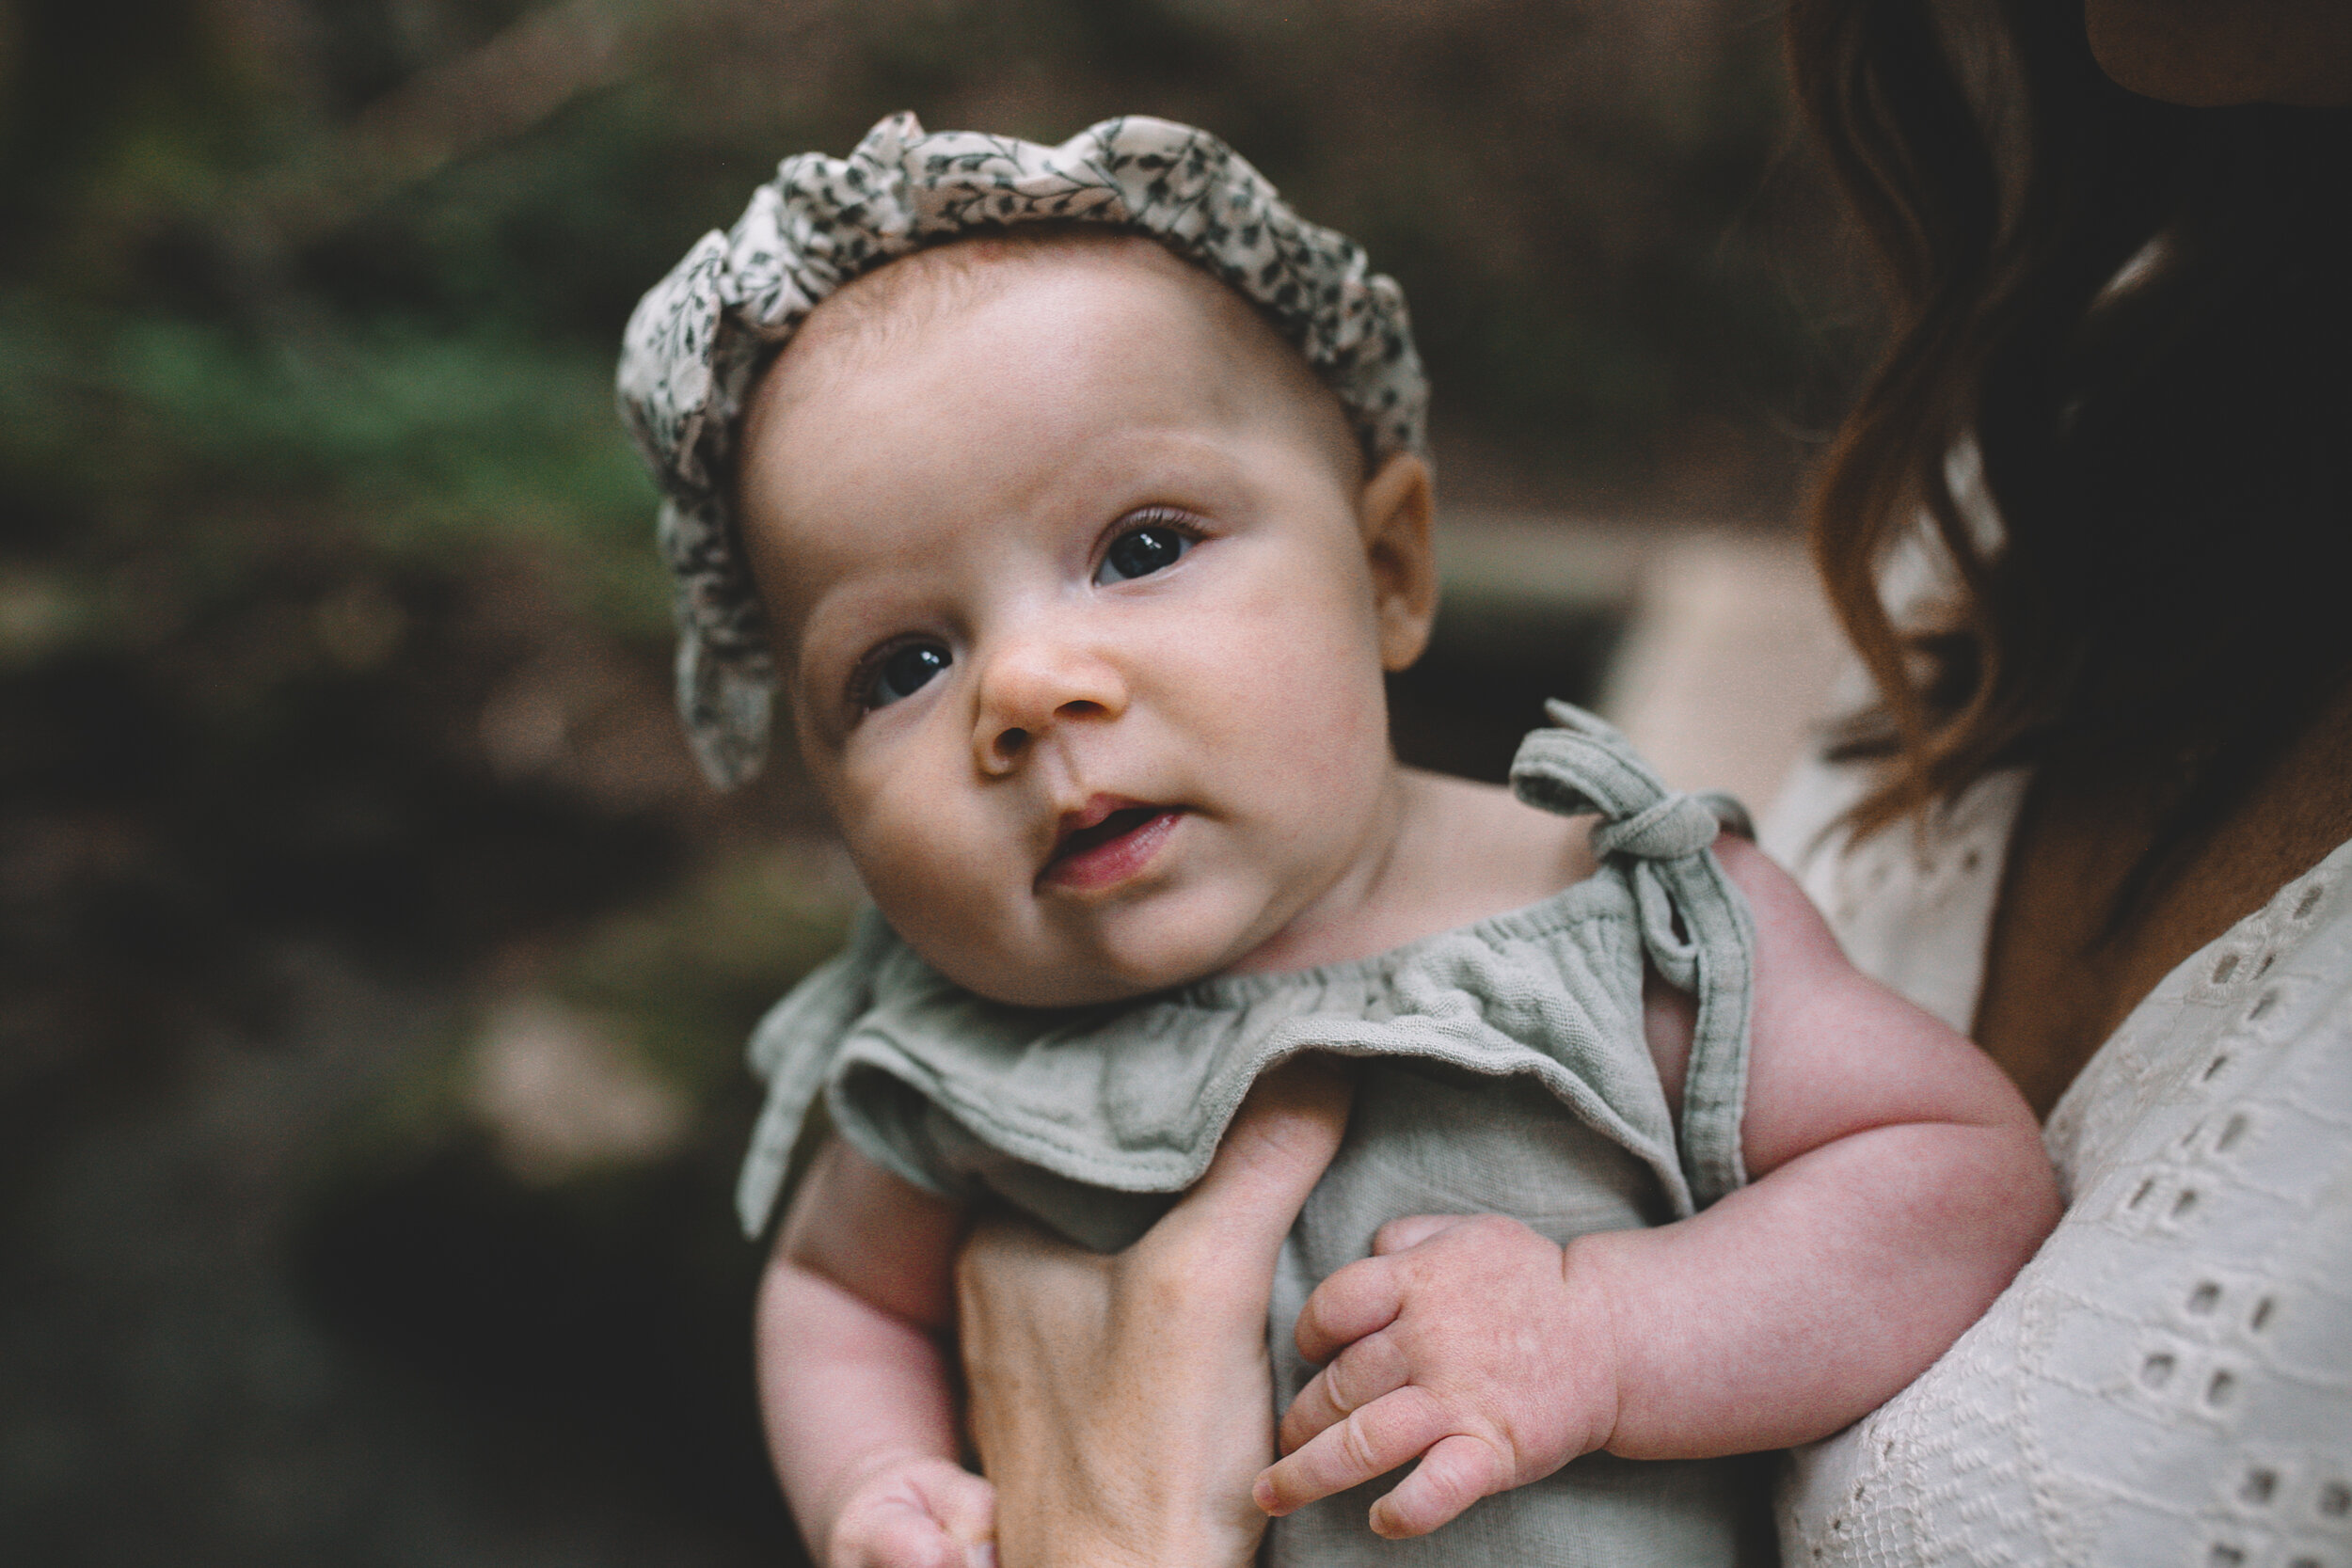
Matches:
[826,1455,996,1568]
[1255,1213,1619,1539]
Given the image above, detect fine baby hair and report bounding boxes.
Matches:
[616,111,1428,789]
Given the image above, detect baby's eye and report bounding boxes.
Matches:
[862,641,952,709]
[1094,522,1193,585]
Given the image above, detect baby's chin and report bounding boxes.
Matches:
[882,875,1298,1006]
[925,946,1208,1010]
[909,917,1265,1009]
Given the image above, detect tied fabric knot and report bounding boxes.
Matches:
[1508,700,1753,850]
[1510,700,1756,1208]
[1592,792,1723,863]
[1507,701,1750,850]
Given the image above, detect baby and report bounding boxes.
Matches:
[618,116,2059,1568]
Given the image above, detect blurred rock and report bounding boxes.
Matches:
[469,994,691,1184]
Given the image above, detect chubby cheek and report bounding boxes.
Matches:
[823,748,1017,976]
[1192,563,1392,818]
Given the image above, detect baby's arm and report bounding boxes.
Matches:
[755,1136,993,1568]
[1257,836,2062,1537]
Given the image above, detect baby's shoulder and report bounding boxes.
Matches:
[1390,768,1599,937]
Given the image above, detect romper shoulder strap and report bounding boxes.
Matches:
[1508,701,1755,1209]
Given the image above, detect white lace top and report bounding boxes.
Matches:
[1762,755,2352,1568]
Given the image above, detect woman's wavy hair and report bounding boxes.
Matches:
[1788,0,2352,924]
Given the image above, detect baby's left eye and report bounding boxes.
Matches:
[1094,523,1192,585]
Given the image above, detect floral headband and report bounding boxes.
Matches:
[616,112,1430,787]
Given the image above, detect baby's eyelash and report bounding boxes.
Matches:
[845,635,952,715]
[1091,505,1206,567]
[1093,506,1207,586]
[1113,505,1202,543]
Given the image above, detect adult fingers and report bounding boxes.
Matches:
[1371,1212,1471,1256]
[956,1210,1109,1355]
[1368,1433,1510,1541]
[959,1205,1106,1297]
[1279,1329,1411,1454]
[1152,1055,1353,1267]
[1252,1386,1448,1516]
[956,1209,1114,1483]
[1292,1252,1403,1365]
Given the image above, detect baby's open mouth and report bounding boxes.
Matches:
[1040,800,1185,892]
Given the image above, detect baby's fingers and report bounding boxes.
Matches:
[834,1463,995,1568]
[834,1499,989,1568]
[1279,1330,1410,1454]
[1253,1386,1447,1516]
[1370,1213,1470,1256]
[1293,1254,1404,1365]
[1369,1433,1510,1540]
[906,1464,996,1550]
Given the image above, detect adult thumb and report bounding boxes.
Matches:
[1157,1054,1352,1264]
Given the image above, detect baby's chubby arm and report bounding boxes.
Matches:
[1258,836,2062,1538]
[755,1136,993,1568]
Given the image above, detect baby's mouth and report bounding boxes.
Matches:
[1039,799,1186,892]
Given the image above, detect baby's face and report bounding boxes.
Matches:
[738,240,1431,1006]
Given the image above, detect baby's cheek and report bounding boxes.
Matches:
[843,784,993,947]
[1202,599,1385,759]
[1235,647,1389,804]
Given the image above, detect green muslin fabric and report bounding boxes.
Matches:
[736,703,1773,1564]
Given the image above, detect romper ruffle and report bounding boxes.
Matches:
[734,702,1756,1245]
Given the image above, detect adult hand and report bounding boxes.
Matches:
[955,1056,1352,1568]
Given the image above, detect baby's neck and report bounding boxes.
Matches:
[1225,767,1597,976]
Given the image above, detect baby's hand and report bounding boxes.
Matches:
[1252,1213,1618,1540]
[825,1454,996,1568]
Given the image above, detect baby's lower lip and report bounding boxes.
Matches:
[1039,807,1184,892]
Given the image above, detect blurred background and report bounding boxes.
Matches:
[0,0,1874,1561]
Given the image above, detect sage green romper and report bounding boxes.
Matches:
[735,704,1775,1566]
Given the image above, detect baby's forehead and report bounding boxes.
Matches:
[743,230,1355,491]
[729,225,1364,648]
[776,229,1315,403]
[799,228,1173,347]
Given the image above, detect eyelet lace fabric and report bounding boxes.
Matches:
[615,112,1427,787]
[1765,752,2352,1566]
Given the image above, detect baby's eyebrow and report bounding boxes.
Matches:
[782,589,886,705]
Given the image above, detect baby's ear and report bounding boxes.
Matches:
[1358,452,1438,673]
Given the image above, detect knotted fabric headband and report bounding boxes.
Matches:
[615,112,1430,787]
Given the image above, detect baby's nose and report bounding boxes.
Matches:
[973,635,1127,774]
